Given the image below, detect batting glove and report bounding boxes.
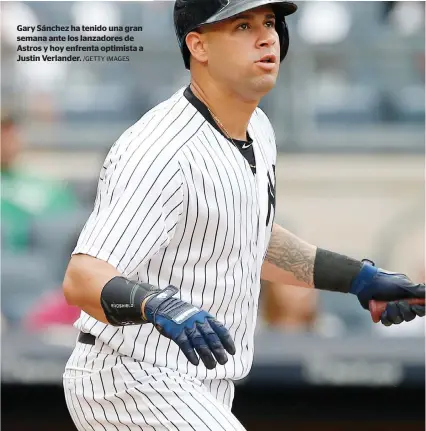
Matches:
[143,286,236,369]
[350,260,425,326]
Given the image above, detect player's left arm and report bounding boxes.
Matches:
[261,223,425,325]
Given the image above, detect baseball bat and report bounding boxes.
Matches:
[369,298,425,323]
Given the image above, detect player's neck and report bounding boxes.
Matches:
[190,80,258,142]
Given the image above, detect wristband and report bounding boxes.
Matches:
[313,248,363,293]
[100,276,160,326]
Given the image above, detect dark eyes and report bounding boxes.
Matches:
[237,21,275,31]
[238,23,249,30]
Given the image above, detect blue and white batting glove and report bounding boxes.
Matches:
[143,286,236,369]
[350,260,425,326]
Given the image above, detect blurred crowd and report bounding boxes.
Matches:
[1,111,84,332]
[1,1,424,339]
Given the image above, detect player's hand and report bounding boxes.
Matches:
[350,260,425,325]
[142,286,236,369]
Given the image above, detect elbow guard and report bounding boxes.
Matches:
[100,276,160,326]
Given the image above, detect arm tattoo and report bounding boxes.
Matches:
[265,224,315,286]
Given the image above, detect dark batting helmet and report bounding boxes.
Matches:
[174,0,298,69]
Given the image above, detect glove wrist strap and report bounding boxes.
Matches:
[144,286,179,322]
[349,262,379,295]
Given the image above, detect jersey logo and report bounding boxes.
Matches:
[266,164,276,226]
[241,142,252,150]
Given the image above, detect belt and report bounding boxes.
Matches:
[78,331,96,345]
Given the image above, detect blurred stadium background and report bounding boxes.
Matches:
[1,1,425,430]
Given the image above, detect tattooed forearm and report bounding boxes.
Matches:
[264,224,316,286]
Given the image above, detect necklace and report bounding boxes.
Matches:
[206,107,256,170]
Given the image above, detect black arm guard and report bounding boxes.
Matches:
[100,276,160,326]
[313,248,363,293]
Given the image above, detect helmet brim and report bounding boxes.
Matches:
[203,0,297,25]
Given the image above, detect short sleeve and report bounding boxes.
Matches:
[73,142,184,277]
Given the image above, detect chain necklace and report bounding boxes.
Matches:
[207,107,239,149]
[206,106,256,170]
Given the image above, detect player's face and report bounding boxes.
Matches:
[203,6,280,100]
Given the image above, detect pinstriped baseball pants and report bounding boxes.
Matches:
[63,339,246,430]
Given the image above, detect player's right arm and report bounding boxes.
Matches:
[63,254,120,324]
[63,252,235,369]
[62,135,235,369]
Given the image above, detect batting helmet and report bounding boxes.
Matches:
[174,0,298,70]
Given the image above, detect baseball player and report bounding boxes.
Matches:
[62,1,425,430]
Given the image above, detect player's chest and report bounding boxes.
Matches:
[180,147,260,219]
[179,146,275,238]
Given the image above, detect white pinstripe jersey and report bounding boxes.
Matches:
[72,86,277,382]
